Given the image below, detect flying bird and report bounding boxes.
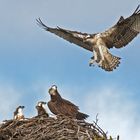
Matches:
[13,106,25,120]
[48,85,89,120]
[37,5,140,71]
[36,101,49,117]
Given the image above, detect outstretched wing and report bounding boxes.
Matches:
[100,5,140,48]
[36,18,93,52]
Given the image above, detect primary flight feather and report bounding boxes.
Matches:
[37,5,140,71]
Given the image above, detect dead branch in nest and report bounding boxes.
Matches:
[0,115,118,140]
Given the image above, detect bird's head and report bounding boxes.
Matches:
[48,85,58,96]
[48,85,62,101]
[17,106,25,110]
[16,106,25,114]
[37,101,46,107]
[36,101,46,109]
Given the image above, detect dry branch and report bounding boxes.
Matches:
[0,115,117,140]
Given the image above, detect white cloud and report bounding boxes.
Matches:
[85,86,140,140]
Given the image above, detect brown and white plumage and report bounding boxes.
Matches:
[13,106,25,120]
[37,5,140,71]
[48,85,89,120]
[36,101,49,117]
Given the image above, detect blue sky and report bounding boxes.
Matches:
[0,0,140,139]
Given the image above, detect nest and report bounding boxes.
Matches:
[0,115,118,140]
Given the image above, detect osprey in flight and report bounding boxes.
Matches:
[37,5,140,71]
[48,85,89,120]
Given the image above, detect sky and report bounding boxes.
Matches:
[0,0,140,139]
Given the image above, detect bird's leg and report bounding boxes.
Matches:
[89,50,97,66]
[98,45,104,66]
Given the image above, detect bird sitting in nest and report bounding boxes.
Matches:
[48,85,89,120]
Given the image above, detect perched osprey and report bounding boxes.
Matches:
[36,101,49,117]
[48,85,89,120]
[13,106,25,120]
[37,5,140,71]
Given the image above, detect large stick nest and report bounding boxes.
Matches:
[0,115,117,140]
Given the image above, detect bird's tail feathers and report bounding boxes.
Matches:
[100,52,121,71]
[76,112,89,120]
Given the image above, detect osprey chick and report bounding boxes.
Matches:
[37,5,140,71]
[13,106,25,120]
[36,101,49,117]
[48,85,89,120]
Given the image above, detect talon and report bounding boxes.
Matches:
[89,63,95,67]
[89,57,96,67]
[89,61,93,66]
[89,63,92,67]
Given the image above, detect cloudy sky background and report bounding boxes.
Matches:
[0,0,140,139]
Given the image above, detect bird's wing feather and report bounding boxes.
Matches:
[100,5,140,48]
[48,99,79,116]
[48,101,59,115]
[62,98,79,110]
[36,18,93,52]
[57,99,79,116]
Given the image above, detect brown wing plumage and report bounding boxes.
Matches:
[48,98,88,120]
[60,101,89,120]
[100,5,140,48]
[60,99,89,120]
[62,98,79,110]
[60,99,79,117]
[48,101,60,115]
[36,18,93,52]
[48,99,79,116]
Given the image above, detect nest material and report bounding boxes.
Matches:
[0,115,116,140]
